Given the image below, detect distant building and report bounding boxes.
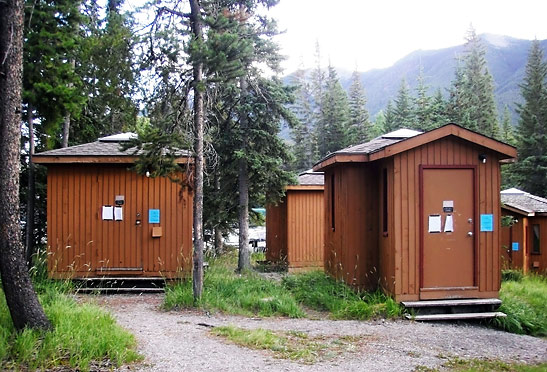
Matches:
[266,170,324,271]
[501,188,547,274]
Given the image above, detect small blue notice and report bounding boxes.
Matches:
[480,214,494,232]
[149,209,160,224]
[512,242,519,251]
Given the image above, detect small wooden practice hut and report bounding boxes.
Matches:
[266,170,324,271]
[33,133,193,279]
[313,124,517,301]
[501,188,547,274]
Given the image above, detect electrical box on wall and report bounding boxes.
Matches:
[115,195,125,205]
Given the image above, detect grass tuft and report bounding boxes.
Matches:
[493,274,547,336]
[282,271,403,320]
[0,283,141,371]
[440,357,547,371]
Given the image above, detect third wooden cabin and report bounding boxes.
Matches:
[266,170,324,271]
[313,124,517,301]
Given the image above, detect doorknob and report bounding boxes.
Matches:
[467,231,473,237]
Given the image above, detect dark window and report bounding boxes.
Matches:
[532,224,540,254]
[331,174,335,231]
[383,168,388,235]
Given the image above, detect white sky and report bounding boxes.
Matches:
[269,0,547,74]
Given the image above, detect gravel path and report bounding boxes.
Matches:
[93,294,546,372]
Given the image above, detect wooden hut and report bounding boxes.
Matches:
[33,133,193,279]
[266,170,324,271]
[313,124,517,302]
[500,188,547,274]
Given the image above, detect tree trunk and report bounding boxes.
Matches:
[61,111,70,148]
[213,170,223,255]
[0,0,51,331]
[238,76,251,271]
[25,104,36,267]
[189,0,204,301]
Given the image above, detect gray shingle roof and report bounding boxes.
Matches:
[298,170,324,186]
[501,188,547,215]
[34,133,191,159]
[324,129,422,157]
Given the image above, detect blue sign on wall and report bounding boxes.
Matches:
[512,242,519,251]
[149,209,160,224]
[480,214,494,232]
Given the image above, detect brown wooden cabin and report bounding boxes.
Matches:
[313,124,517,302]
[33,133,194,279]
[266,170,324,271]
[500,188,547,274]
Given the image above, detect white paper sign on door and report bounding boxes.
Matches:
[444,214,454,232]
[428,215,442,233]
[102,205,114,220]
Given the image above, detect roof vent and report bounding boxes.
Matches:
[98,132,137,142]
[382,129,422,139]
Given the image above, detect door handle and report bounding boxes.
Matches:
[467,231,473,237]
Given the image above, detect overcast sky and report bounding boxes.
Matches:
[269,0,547,74]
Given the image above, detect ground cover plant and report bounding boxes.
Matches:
[415,356,547,372]
[0,279,141,371]
[164,252,403,320]
[211,325,364,364]
[492,272,547,336]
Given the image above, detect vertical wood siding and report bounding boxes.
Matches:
[47,164,193,278]
[266,189,324,269]
[324,164,379,290]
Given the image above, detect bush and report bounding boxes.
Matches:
[502,269,524,282]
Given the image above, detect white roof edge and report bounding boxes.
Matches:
[99,132,137,142]
[381,128,422,139]
[500,187,526,195]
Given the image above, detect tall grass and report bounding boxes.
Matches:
[0,251,141,371]
[282,271,402,320]
[493,274,547,336]
[164,253,304,317]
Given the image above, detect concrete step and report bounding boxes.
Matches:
[76,287,165,294]
[406,311,506,321]
[402,298,501,308]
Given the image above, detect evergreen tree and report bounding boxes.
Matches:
[290,65,316,171]
[413,69,435,131]
[448,27,499,136]
[392,78,415,130]
[371,111,386,138]
[383,100,397,133]
[347,70,371,144]
[500,105,515,145]
[513,39,547,197]
[430,88,448,127]
[315,64,350,156]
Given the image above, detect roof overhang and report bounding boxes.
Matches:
[501,205,535,216]
[285,185,324,191]
[313,124,518,171]
[33,155,194,165]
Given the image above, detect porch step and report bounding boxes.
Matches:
[76,287,164,294]
[73,277,166,293]
[406,311,506,321]
[402,298,504,320]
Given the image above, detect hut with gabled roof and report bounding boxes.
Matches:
[313,124,517,303]
[500,188,547,274]
[266,170,324,271]
[33,133,194,279]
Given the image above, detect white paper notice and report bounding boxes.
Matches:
[114,206,123,221]
[443,200,454,209]
[102,206,114,220]
[428,215,442,233]
[444,214,454,232]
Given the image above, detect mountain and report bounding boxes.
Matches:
[287,34,547,124]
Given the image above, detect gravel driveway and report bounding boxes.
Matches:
[93,294,546,372]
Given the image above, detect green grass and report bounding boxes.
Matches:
[165,253,402,320]
[428,357,547,371]
[0,281,141,371]
[282,271,403,320]
[211,325,363,364]
[493,274,547,336]
[164,253,305,317]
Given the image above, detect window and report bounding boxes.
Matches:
[532,224,540,254]
[331,174,335,231]
[382,168,388,236]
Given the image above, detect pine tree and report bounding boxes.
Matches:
[347,70,371,144]
[448,27,499,136]
[513,39,547,197]
[290,65,316,171]
[383,101,397,133]
[315,64,350,156]
[500,105,515,145]
[413,69,435,131]
[392,78,415,130]
[430,88,448,127]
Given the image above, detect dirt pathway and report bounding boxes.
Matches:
[92,294,546,372]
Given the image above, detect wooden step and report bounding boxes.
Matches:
[76,287,164,294]
[402,298,501,308]
[406,311,506,321]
